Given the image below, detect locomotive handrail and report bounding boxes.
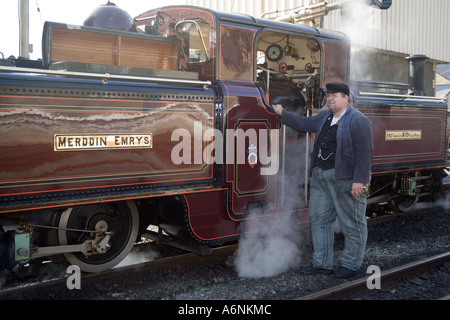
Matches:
[0,66,212,87]
[358,91,446,102]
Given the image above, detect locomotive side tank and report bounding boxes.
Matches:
[0,3,448,274]
[356,91,448,214]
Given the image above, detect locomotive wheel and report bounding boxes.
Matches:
[58,201,139,273]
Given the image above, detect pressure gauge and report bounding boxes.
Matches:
[266,44,283,62]
[307,39,320,52]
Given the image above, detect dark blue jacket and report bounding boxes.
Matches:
[280,105,373,184]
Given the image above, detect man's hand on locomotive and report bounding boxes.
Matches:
[272,104,283,116]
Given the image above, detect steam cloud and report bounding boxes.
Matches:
[234,212,303,278]
[114,246,160,268]
[234,132,307,278]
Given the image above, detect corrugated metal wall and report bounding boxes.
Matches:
[186,0,450,63]
[323,0,450,63]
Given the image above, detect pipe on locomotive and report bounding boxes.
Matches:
[0,66,212,87]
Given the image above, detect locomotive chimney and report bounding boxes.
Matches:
[405,54,428,96]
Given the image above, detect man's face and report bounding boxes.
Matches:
[326,92,348,114]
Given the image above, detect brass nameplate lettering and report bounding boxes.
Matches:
[385,130,422,141]
[54,134,152,151]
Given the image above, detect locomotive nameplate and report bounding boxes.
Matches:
[385,130,422,141]
[54,134,152,151]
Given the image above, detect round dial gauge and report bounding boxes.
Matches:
[307,38,320,51]
[266,44,283,62]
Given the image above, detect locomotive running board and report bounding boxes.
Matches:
[141,231,212,256]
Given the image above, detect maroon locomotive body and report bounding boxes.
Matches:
[0,4,448,273]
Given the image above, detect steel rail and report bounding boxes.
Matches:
[297,251,450,300]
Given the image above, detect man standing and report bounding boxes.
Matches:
[272,83,373,278]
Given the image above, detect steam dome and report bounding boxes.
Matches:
[83,1,137,32]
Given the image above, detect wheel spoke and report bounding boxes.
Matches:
[58,201,139,273]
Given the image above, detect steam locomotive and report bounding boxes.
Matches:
[0,3,448,274]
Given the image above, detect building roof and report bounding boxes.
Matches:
[437,64,450,81]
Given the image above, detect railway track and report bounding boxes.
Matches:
[297,251,450,300]
[2,248,448,300]
[0,206,448,300]
[0,244,238,300]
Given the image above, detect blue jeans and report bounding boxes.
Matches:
[308,167,368,271]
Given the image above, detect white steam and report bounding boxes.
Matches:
[338,0,386,82]
[234,132,307,278]
[340,0,382,47]
[234,212,303,278]
[114,246,160,268]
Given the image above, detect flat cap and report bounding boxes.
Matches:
[325,82,350,96]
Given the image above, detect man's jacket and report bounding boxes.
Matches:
[280,105,373,184]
